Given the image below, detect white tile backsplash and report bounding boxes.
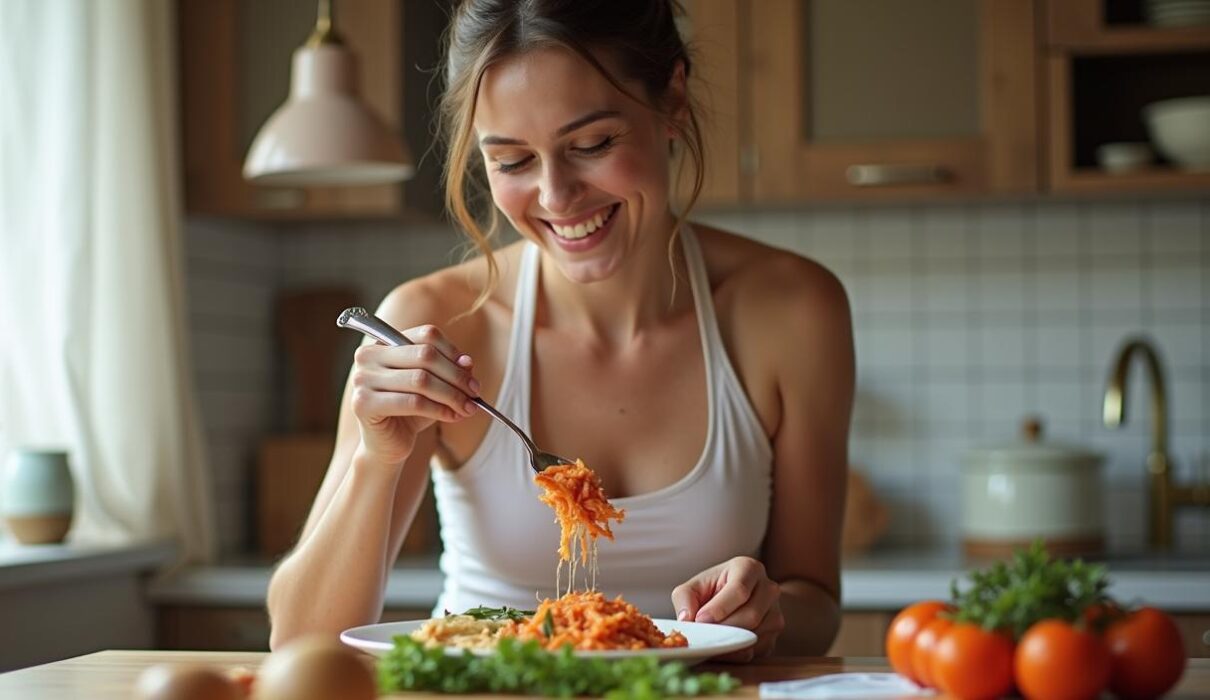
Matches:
[187,199,1210,554]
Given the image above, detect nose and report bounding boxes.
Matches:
[537,160,584,215]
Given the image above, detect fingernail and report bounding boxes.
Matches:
[468,378,481,395]
[677,609,688,621]
[457,354,474,367]
[696,611,715,624]
[464,400,477,414]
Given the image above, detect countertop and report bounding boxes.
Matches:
[145,547,1210,612]
[3,650,1207,699]
[0,538,176,592]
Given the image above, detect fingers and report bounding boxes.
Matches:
[400,324,473,370]
[694,558,766,624]
[671,562,725,622]
[352,324,480,422]
[710,606,783,662]
[715,578,781,630]
[351,382,463,424]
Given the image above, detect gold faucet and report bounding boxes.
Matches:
[1103,336,1210,549]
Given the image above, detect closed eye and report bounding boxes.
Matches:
[574,135,615,156]
[495,156,533,174]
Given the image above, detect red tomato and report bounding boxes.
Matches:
[932,623,1015,700]
[885,600,951,684]
[911,617,954,689]
[1082,600,1124,632]
[1015,619,1110,700]
[1104,607,1187,699]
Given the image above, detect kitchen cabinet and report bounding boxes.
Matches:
[1042,0,1210,193]
[177,0,442,220]
[741,0,1040,203]
[678,1,744,207]
[827,610,1210,658]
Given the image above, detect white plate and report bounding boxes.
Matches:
[341,618,757,666]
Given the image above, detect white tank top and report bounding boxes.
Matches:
[430,226,773,618]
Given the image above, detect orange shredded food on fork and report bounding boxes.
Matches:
[535,460,625,595]
[502,591,688,650]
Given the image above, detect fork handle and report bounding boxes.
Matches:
[336,307,537,454]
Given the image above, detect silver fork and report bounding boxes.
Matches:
[337,307,572,473]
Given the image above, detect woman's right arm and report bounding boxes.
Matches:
[266,284,480,649]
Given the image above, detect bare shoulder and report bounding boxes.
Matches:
[694,223,850,335]
[376,240,527,348]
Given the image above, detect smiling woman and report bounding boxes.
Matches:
[267,0,854,661]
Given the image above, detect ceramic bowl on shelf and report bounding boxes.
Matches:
[1095,142,1154,173]
[1143,96,1210,170]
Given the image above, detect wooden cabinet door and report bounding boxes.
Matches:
[178,0,404,219]
[746,0,1039,202]
[678,1,744,207]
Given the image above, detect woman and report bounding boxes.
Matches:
[267,0,854,660]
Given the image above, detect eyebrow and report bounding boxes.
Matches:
[479,109,622,146]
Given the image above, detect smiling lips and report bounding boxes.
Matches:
[545,204,618,240]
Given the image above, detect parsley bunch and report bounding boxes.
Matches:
[377,636,740,698]
[949,541,1112,639]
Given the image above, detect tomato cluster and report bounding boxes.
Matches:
[886,600,1186,700]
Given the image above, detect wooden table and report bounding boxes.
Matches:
[1,650,1208,698]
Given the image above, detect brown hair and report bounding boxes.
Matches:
[439,0,707,314]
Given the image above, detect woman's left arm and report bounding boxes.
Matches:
[763,260,854,655]
[672,258,854,659]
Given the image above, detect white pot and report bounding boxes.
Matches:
[961,418,1104,558]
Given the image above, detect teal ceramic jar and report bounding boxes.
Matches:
[1,449,75,544]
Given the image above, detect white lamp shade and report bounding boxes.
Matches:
[243,44,414,186]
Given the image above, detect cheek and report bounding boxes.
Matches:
[597,146,670,195]
[487,176,534,220]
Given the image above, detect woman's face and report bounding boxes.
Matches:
[474,46,678,284]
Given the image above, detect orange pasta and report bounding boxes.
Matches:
[535,460,625,594]
[527,461,685,651]
[502,591,688,651]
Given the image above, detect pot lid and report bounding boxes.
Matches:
[963,417,1103,470]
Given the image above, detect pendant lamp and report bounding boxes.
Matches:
[243,0,413,186]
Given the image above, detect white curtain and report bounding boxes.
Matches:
[0,0,215,562]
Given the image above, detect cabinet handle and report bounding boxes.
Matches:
[845,164,950,187]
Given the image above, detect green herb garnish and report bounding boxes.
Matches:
[378,636,739,698]
[456,605,536,622]
[541,609,555,637]
[949,540,1112,638]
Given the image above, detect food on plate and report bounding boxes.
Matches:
[410,612,516,650]
[885,542,1187,700]
[256,636,376,700]
[534,459,625,595]
[502,590,688,651]
[134,664,243,700]
[406,462,682,653]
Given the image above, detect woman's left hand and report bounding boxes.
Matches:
[671,556,785,661]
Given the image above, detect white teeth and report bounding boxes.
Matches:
[550,206,612,240]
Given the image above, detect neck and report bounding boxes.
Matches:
[538,214,693,350]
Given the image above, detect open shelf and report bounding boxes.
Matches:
[1059,167,1210,193]
[1046,47,1210,195]
[1055,26,1210,54]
